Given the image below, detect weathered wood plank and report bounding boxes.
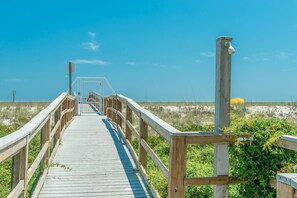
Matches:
[22,138,29,198]
[277,182,294,198]
[186,134,235,144]
[50,120,60,140]
[125,106,132,142]
[49,139,60,165]
[126,120,140,140]
[139,118,148,169]
[168,136,186,198]
[126,138,139,162]
[184,176,238,186]
[7,180,24,198]
[276,138,297,151]
[27,141,49,181]
[140,139,169,180]
[31,168,49,198]
[0,138,26,164]
[116,99,122,128]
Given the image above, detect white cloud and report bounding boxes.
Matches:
[200,52,215,57]
[88,32,96,39]
[126,61,136,65]
[82,32,99,51]
[4,78,23,83]
[82,42,100,51]
[72,59,109,65]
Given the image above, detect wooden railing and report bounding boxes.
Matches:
[87,91,102,112]
[103,94,242,198]
[0,92,75,198]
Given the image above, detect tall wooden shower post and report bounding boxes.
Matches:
[214,36,234,198]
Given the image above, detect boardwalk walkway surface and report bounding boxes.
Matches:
[39,105,153,197]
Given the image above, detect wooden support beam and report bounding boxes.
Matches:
[276,173,297,198]
[276,138,297,151]
[11,152,21,189]
[58,105,62,140]
[113,98,116,122]
[117,99,122,128]
[168,136,186,198]
[139,118,148,169]
[186,134,235,144]
[126,105,132,142]
[27,142,49,181]
[41,120,50,171]
[141,139,169,180]
[126,120,140,140]
[1,139,26,164]
[278,182,295,198]
[22,138,29,198]
[184,176,241,186]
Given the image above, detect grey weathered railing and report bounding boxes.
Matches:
[0,92,75,198]
[275,135,297,197]
[103,94,241,198]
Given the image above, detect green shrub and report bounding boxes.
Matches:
[229,116,297,198]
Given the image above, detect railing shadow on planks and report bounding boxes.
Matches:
[0,93,76,198]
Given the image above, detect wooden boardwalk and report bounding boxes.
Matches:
[39,105,153,197]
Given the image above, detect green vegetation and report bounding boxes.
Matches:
[135,105,297,198]
[0,103,48,198]
[229,116,297,197]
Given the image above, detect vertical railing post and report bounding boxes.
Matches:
[108,99,112,119]
[168,136,186,198]
[41,119,51,171]
[11,153,21,189]
[114,98,117,122]
[125,105,132,142]
[106,98,109,118]
[116,99,122,128]
[74,97,78,116]
[112,98,116,122]
[103,98,107,115]
[12,137,29,198]
[58,105,62,140]
[277,174,297,198]
[139,118,148,169]
[64,98,69,125]
[101,96,104,113]
[214,36,233,198]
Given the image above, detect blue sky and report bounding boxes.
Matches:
[1,1,297,102]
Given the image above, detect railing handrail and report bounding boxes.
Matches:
[0,92,73,151]
[116,94,182,141]
[114,94,239,140]
[0,92,76,198]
